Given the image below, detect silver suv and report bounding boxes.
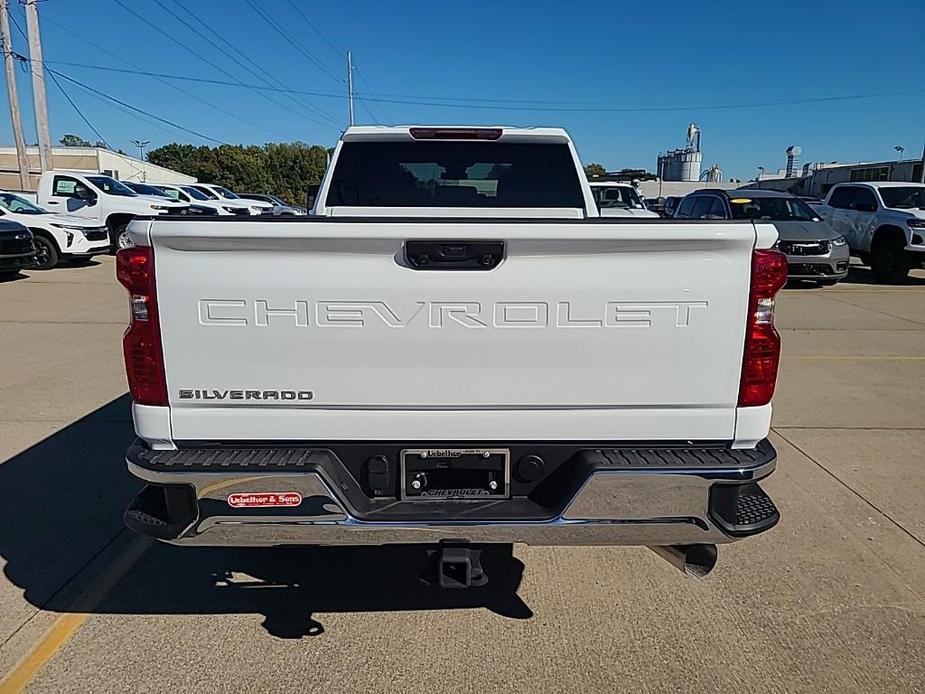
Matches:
[674,189,849,285]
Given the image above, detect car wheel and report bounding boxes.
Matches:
[870,237,909,284]
[31,235,59,270]
[107,222,128,253]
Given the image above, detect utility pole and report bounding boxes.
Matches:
[0,0,29,189]
[23,0,52,171]
[346,50,354,127]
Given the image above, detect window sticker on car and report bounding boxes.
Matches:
[730,198,752,204]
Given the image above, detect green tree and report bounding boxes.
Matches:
[59,134,92,147]
[147,141,330,204]
[584,162,606,178]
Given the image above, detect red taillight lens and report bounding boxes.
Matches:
[738,249,788,407]
[116,247,167,406]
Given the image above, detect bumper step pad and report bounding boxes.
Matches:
[709,482,779,537]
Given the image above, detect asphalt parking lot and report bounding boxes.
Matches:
[0,258,923,693]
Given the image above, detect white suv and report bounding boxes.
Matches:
[0,191,109,269]
[819,182,925,283]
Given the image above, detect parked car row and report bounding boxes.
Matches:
[655,181,925,285]
[0,171,307,273]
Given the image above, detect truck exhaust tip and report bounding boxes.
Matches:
[648,544,717,578]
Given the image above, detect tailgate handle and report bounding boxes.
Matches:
[405,240,504,270]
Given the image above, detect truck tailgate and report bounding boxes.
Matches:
[148,219,756,442]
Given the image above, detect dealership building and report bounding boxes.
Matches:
[0,145,195,192]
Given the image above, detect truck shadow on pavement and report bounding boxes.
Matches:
[843,266,925,286]
[0,396,532,641]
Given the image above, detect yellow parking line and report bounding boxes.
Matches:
[0,536,151,694]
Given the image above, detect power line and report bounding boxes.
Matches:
[243,0,342,85]
[41,60,925,113]
[46,68,228,144]
[163,0,340,126]
[46,69,110,148]
[279,2,384,125]
[109,0,338,130]
[354,64,386,124]
[284,0,344,60]
[40,14,291,139]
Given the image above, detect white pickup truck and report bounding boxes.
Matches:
[34,171,188,250]
[588,181,659,218]
[119,126,786,581]
[817,182,925,283]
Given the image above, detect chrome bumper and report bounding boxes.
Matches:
[125,441,778,548]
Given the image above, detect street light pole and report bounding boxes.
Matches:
[894,145,904,161]
[132,138,150,181]
[132,139,150,162]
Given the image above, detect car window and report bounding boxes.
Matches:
[852,187,877,211]
[878,186,925,209]
[212,185,240,199]
[0,192,48,214]
[675,196,695,218]
[52,175,80,197]
[128,183,170,197]
[189,186,219,200]
[690,197,713,219]
[156,187,180,200]
[708,197,727,218]
[327,141,585,208]
[728,195,817,221]
[86,176,137,196]
[592,186,642,209]
[827,186,855,209]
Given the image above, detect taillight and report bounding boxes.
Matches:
[409,127,503,140]
[116,246,167,406]
[738,249,788,407]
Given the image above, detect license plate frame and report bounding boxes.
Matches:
[400,448,510,500]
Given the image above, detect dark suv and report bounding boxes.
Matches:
[674,189,850,285]
[0,220,36,279]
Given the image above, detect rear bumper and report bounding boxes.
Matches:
[124,440,779,547]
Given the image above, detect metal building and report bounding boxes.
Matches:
[656,124,703,182]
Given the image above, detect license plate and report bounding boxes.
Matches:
[400,448,510,500]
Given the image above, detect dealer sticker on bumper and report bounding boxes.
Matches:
[227,492,302,508]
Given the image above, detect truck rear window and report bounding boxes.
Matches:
[326,141,585,208]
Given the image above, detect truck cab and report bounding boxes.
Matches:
[35,171,188,249]
[588,182,659,218]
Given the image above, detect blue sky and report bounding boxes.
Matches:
[1,0,923,180]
